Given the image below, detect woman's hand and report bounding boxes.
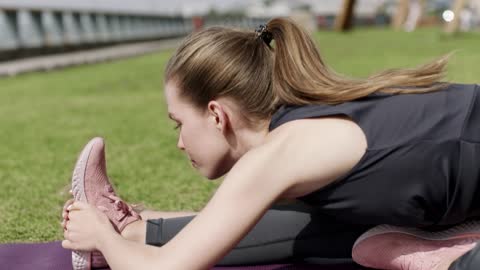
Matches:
[62,201,117,252]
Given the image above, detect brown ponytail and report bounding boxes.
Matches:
[267,17,449,105]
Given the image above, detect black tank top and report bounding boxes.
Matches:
[269,83,480,227]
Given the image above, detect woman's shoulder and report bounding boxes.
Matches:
[263,115,368,198]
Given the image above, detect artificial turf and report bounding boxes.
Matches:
[0,27,478,243]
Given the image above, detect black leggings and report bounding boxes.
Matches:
[144,200,480,269]
[448,243,480,270]
[144,201,371,266]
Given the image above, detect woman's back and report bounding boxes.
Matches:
[270,83,480,227]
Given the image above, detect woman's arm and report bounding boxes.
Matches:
[97,137,295,269]
[62,118,358,270]
[63,141,292,270]
[66,118,358,269]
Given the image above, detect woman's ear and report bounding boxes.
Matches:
[207,101,229,132]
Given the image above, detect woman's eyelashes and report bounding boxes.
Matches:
[174,123,182,130]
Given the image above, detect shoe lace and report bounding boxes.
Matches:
[101,184,136,222]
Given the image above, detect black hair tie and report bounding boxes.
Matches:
[255,24,273,46]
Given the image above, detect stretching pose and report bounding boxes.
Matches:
[61,17,480,270]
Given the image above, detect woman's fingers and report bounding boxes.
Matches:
[63,198,75,209]
[61,217,71,231]
[61,199,75,230]
[62,198,75,216]
[67,201,89,211]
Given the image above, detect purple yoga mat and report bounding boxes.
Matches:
[0,241,366,270]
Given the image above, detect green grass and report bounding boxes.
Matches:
[0,27,479,243]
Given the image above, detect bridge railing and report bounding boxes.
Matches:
[0,7,193,52]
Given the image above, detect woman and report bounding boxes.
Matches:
[61,17,480,270]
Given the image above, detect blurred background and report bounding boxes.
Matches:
[0,0,479,63]
[0,0,479,243]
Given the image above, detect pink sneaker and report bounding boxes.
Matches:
[352,222,480,270]
[70,137,141,270]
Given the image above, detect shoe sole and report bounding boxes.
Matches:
[353,220,480,250]
[71,137,103,270]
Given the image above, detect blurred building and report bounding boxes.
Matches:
[0,0,192,58]
[0,0,270,60]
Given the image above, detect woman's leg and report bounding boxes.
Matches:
[123,201,372,266]
[447,242,480,270]
[138,209,198,220]
[120,210,197,243]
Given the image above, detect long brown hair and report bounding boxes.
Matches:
[165,17,449,127]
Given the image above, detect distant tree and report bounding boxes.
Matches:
[334,0,357,31]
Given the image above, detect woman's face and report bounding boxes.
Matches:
[164,80,235,180]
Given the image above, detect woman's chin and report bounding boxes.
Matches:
[192,162,210,179]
